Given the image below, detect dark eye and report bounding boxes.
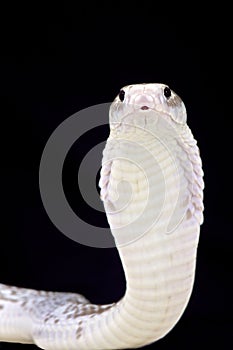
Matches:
[164,86,171,99]
[119,89,125,102]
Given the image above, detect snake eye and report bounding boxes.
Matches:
[119,89,125,102]
[164,86,171,99]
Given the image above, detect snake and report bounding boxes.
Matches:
[0,83,204,349]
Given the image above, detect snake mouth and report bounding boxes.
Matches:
[140,106,149,110]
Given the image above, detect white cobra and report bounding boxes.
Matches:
[0,83,204,349]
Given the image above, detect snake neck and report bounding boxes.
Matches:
[79,123,203,349]
[80,223,200,349]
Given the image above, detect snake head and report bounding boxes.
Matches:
[110,83,187,126]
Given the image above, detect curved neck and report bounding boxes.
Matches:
[80,124,202,349]
[80,224,199,349]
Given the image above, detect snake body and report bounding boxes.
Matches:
[0,83,204,349]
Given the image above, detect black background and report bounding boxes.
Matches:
[0,4,232,350]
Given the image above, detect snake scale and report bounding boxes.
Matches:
[0,83,204,349]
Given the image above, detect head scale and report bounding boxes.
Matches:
[110,83,187,126]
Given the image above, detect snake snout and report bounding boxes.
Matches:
[134,94,154,110]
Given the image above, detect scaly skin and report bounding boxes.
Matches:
[0,83,204,349]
